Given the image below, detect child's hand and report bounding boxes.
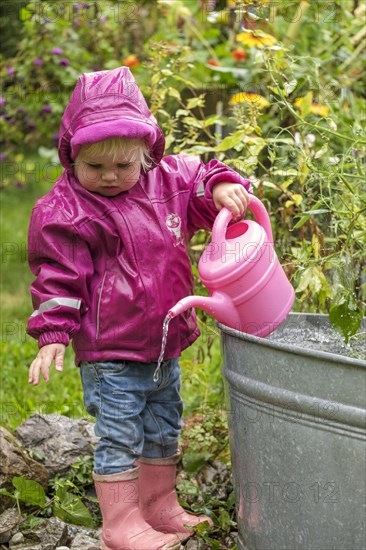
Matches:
[28,343,66,385]
[212,182,251,219]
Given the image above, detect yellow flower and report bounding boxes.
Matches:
[230,92,270,109]
[229,0,270,3]
[236,30,277,48]
[294,97,330,117]
[310,103,330,117]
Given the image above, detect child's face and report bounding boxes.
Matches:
[74,148,142,197]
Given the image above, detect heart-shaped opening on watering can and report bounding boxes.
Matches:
[226,221,249,239]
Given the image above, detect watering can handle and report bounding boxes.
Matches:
[211,195,274,247]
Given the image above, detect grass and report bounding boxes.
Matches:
[0,156,224,432]
[0,159,84,431]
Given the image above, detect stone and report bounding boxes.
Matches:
[66,524,101,540]
[70,533,101,550]
[226,532,238,547]
[9,540,42,550]
[0,426,49,513]
[9,532,24,545]
[185,539,205,549]
[19,517,68,550]
[56,547,70,550]
[15,414,99,477]
[0,508,21,543]
[197,460,232,501]
[198,460,230,485]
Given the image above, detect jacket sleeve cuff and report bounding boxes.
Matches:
[38,331,70,348]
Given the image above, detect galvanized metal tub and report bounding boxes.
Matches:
[220,313,366,550]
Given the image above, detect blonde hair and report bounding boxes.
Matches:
[76,137,153,172]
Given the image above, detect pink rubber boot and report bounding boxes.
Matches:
[93,468,181,550]
[138,454,213,540]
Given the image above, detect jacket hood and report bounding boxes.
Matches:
[58,66,165,171]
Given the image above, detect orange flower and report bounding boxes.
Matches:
[164,42,180,55]
[123,55,140,68]
[231,47,247,61]
[236,30,277,48]
[207,58,220,66]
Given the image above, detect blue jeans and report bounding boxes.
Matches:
[79,358,183,474]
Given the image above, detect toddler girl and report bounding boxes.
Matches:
[27,67,251,550]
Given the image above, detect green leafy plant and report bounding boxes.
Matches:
[177,467,237,548]
[53,486,94,528]
[50,454,96,527]
[137,2,366,341]
[51,454,95,489]
[0,476,47,516]
[180,408,230,476]
[0,459,95,529]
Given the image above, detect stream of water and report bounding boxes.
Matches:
[153,312,174,382]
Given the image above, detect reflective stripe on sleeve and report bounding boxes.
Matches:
[30,298,82,317]
[196,180,205,197]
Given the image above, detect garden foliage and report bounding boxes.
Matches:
[0,2,365,543]
[1,0,365,339]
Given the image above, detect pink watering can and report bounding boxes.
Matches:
[169,195,295,338]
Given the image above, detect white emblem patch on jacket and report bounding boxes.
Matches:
[166,213,184,247]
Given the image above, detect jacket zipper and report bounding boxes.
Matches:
[96,272,107,340]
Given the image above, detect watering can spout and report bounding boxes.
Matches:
[169,292,240,326]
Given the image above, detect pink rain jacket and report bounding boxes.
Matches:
[27,67,251,364]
